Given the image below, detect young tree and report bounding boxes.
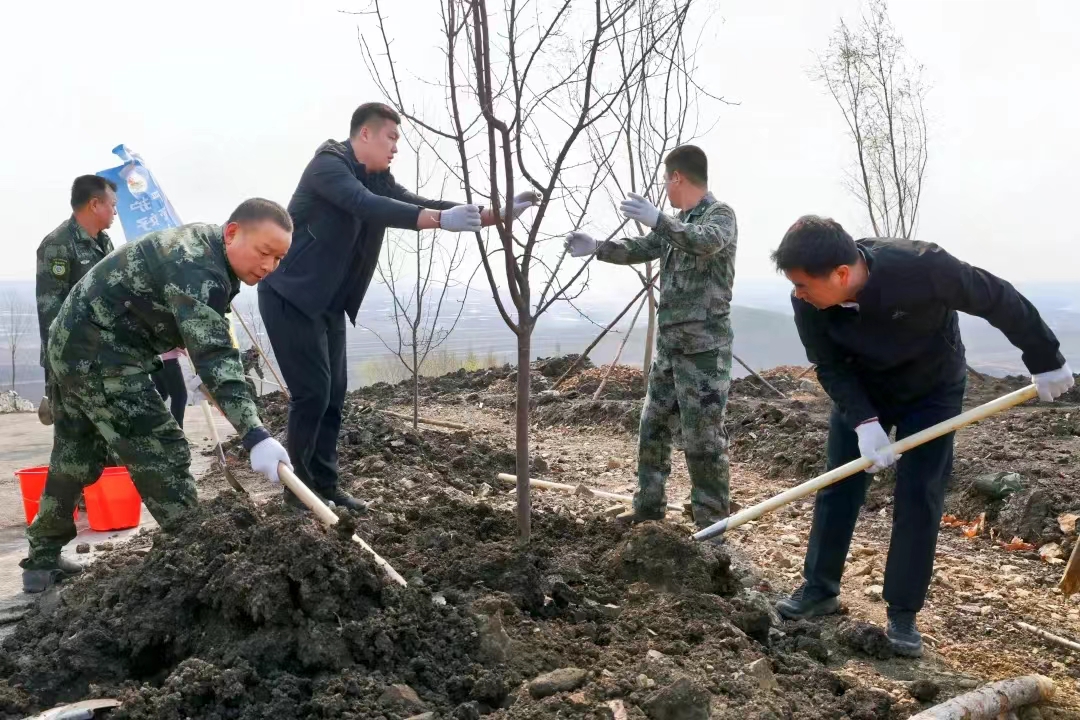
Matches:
[2,293,33,392]
[361,0,700,540]
[364,148,473,429]
[816,0,929,238]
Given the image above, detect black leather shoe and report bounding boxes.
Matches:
[775,583,841,620]
[887,609,923,657]
[323,487,369,514]
[22,556,83,593]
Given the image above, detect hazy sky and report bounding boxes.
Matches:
[2,0,1078,295]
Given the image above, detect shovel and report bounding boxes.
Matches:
[276,463,408,587]
[198,393,247,494]
[694,384,1039,542]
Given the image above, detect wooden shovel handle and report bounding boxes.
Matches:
[694,384,1039,541]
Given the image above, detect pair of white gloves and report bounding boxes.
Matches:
[186,374,292,484]
[856,363,1075,473]
[565,193,661,257]
[438,191,541,233]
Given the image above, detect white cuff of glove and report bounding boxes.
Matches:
[1032,362,1074,402]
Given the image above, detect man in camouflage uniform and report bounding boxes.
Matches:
[21,198,294,592]
[565,145,738,529]
[35,176,118,425]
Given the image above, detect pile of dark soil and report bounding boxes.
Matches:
[730,366,824,400]
[0,483,903,719]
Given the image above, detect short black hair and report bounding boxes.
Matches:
[664,145,707,186]
[350,102,401,137]
[227,198,293,233]
[70,175,117,210]
[771,215,859,277]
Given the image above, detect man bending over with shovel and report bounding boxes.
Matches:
[565,145,738,531]
[22,198,295,593]
[770,215,1074,657]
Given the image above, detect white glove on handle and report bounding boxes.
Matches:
[511,190,541,219]
[619,192,661,229]
[855,420,900,474]
[565,231,598,258]
[1033,362,1074,402]
[440,204,483,233]
[250,438,292,484]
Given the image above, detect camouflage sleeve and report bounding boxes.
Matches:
[595,232,665,265]
[653,202,737,257]
[165,279,264,440]
[35,241,72,368]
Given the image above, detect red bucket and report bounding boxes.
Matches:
[17,466,78,526]
[83,467,143,531]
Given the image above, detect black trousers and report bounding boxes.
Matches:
[802,379,965,614]
[151,357,187,428]
[258,283,347,495]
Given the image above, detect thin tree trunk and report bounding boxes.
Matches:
[412,335,419,430]
[643,262,657,374]
[515,329,532,541]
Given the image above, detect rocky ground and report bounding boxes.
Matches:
[1,359,1078,719]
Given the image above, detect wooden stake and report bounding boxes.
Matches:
[1016,621,1080,653]
[795,365,816,380]
[496,473,682,512]
[733,354,785,399]
[232,303,290,399]
[377,409,468,430]
[1059,531,1080,596]
[278,464,407,587]
[695,385,1039,541]
[906,675,1053,720]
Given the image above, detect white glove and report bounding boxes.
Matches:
[565,231,598,258]
[186,375,208,406]
[511,190,541,219]
[619,192,661,229]
[1033,362,1074,402]
[250,437,292,484]
[440,204,483,233]
[854,420,899,473]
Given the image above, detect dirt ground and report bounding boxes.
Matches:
[1,361,1078,719]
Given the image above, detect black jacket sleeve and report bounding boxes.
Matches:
[792,296,879,428]
[386,177,461,212]
[306,153,423,230]
[926,246,1064,374]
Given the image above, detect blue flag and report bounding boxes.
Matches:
[97,145,183,241]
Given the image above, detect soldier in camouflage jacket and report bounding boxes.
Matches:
[565,145,737,529]
[35,176,118,422]
[21,199,294,593]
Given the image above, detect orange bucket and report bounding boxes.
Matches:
[17,466,78,525]
[83,467,143,531]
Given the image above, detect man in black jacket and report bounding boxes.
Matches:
[770,215,1073,657]
[260,102,537,510]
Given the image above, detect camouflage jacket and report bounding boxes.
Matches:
[596,192,737,354]
[36,217,114,368]
[48,223,268,445]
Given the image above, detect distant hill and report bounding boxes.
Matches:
[2,276,1076,402]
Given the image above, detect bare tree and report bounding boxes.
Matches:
[364,148,473,429]
[360,0,700,540]
[590,9,724,373]
[2,293,33,392]
[816,0,928,238]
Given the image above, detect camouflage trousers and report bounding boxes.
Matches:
[23,371,197,568]
[633,343,732,527]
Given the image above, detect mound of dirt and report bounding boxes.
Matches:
[612,523,737,595]
[559,366,647,400]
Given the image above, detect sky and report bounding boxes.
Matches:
[2,0,1078,297]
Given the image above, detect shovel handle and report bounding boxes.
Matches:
[694,384,1039,541]
[276,463,408,587]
